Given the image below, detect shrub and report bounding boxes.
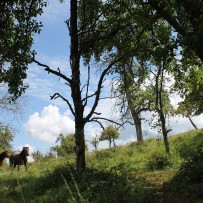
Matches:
[169,148,203,199]
[146,151,171,170]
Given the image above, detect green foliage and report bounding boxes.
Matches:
[100,126,119,148]
[0,127,13,150]
[32,150,44,161]
[0,0,47,100]
[52,133,76,157]
[146,150,171,170]
[169,148,203,199]
[52,133,88,157]
[175,66,203,116]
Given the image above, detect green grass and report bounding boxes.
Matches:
[0,129,203,202]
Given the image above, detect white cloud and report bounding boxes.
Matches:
[39,0,70,24]
[24,105,75,144]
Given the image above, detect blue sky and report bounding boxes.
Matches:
[3,0,203,160]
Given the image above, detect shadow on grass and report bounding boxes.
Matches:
[0,164,162,203]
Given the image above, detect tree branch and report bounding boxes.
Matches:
[88,117,122,127]
[50,93,75,116]
[84,59,120,122]
[33,59,72,85]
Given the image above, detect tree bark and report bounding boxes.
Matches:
[134,117,143,142]
[126,89,143,142]
[155,66,170,153]
[70,0,86,171]
[158,110,170,153]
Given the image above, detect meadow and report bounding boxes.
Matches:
[0,129,203,203]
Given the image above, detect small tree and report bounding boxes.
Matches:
[52,133,75,157]
[52,133,88,157]
[100,126,119,148]
[90,134,100,151]
[0,127,13,150]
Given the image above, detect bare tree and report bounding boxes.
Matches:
[33,0,127,171]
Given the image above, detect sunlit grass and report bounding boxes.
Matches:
[0,129,203,202]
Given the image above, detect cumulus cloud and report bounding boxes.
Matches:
[24,105,75,144]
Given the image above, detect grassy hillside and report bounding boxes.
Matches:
[0,129,203,202]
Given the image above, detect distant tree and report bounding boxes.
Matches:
[52,133,88,157]
[112,59,151,142]
[45,149,56,159]
[176,101,198,130]
[32,150,44,161]
[90,134,100,151]
[0,127,13,150]
[100,126,120,148]
[52,133,76,157]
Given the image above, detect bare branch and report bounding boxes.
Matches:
[88,117,122,127]
[83,65,90,107]
[85,59,120,122]
[50,93,75,116]
[89,119,105,130]
[33,59,72,85]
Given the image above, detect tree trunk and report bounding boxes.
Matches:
[70,0,86,171]
[75,123,85,171]
[134,115,143,142]
[109,139,112,148]
[159,110,170,153]
[155,66,170,154]
[188,116,198,130]
[126,90,143,142]
[113,139,116,147]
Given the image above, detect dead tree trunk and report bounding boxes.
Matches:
[70,0,86,170]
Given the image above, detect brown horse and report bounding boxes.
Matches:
[0,150,10,167]
[9,147,29,171]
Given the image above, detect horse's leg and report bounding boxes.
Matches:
[24,161,27,170]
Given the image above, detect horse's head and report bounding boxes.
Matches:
[4,150,10,158]
[23,147,29,156]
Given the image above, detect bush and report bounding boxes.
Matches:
[169,148,203,199]
[146,151,171,170]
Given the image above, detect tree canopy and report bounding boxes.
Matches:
[0,0,46,100]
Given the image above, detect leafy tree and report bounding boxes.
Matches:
[0,127,13,150]
[175,64,203,120]
[147,0,203,62]
[52,134,76,157]
[0,0,46,100]
[112,59,151,142]
[100,126,120,148]
[52,133,88,157]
